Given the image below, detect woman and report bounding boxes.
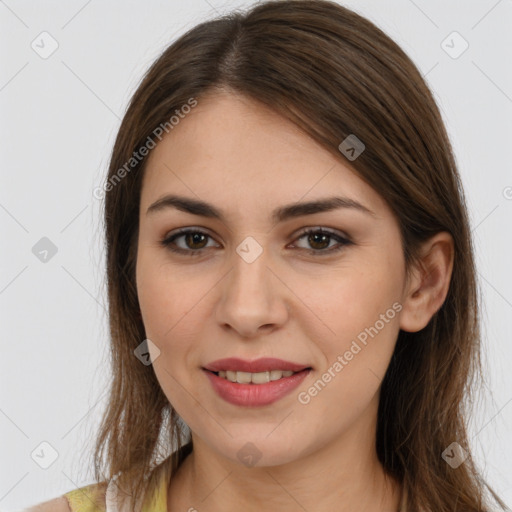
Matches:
[27,0,508,510]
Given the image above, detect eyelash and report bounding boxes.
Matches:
[159,227,352,257]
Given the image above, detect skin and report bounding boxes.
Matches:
[135,89,454,512]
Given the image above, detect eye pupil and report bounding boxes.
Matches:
[309,233,330,250]
[186,232,207,249]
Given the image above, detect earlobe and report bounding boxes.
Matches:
[399,232,454,333]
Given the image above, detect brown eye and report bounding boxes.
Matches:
[182,232,208,250]
[160,229,218,255]
[292,228,352,255]
[306,232,331,250]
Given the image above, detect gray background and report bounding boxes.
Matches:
[1,0,511,510]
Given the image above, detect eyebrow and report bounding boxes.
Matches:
[146,194,376,223]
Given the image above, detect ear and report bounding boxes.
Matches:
[399,231,454,333]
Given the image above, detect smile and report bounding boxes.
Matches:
[202,367,312,407]
[213,369,297,384]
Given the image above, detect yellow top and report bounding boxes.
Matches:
[63,443,192,512]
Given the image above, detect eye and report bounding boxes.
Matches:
[290,227,352,255]
[160,227,352,256]
[160,228,219,256]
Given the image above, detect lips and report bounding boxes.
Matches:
[203,357,311,373]
[203,366,312,407]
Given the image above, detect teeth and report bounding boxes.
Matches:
[217,369,297,384]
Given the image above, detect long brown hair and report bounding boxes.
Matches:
[91,1,508,510]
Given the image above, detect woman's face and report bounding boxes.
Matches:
[136,91,410,467]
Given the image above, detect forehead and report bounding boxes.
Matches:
[140,92,390,222]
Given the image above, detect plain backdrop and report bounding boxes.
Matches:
[1,0,511,510]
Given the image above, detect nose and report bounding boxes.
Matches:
[215,243,289,339]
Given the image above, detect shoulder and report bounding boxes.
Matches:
[24,482,108,512]
[22,496,71,511]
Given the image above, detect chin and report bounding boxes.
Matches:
[207,433,308,468]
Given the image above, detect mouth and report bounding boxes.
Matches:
[202,357,312,390]
[202,361,313,407]
[204,368,312,385]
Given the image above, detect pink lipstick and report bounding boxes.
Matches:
[202,357,312,407]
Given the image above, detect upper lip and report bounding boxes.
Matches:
[203,357,311,373]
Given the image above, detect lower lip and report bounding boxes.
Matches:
[203,368,311,407]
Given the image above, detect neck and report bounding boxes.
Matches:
[168,399,402,511]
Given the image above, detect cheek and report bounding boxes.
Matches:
[136,263,172,339]
[136,252,196,339]
[136,253,221,370]
[297,283,401,432]
[299,260,402,387]
[303,264,400,337]
[136,256,203,408]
